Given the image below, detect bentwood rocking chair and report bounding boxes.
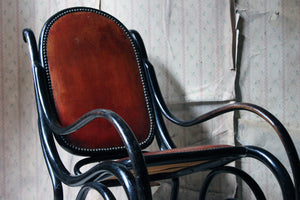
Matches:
[23,7,299,200]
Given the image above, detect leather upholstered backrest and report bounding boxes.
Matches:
[40,7,154,155]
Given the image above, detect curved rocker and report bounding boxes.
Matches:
[199,166,266,200]
[199,146,295,200]
[75,161,140,200]
[23,7,299,200]
[76,182,116,200]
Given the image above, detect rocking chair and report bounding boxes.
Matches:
[23,7,300,200]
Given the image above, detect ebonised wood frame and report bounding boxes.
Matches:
[23,7,300,200]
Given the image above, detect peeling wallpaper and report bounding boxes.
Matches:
[0,0,299,199]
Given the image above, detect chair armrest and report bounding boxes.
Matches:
[46,109,131,136]
[144,59,300,197]
[49,109,152,199]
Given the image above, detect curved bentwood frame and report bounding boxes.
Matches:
[23,7,299,200]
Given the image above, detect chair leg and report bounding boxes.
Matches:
[51,175,64,200]
[170,178,179,200]
[42,145,63,200]
[38,120,63,200]
[42,141,64,200]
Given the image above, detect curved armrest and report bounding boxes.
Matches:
[49,109,152,199]
[144,59,300,198]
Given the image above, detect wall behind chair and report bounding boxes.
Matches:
[236,1,300,199]
[0,1,99,199]
[0,0,299,199]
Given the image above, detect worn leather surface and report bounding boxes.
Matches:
[46,11,151,149]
